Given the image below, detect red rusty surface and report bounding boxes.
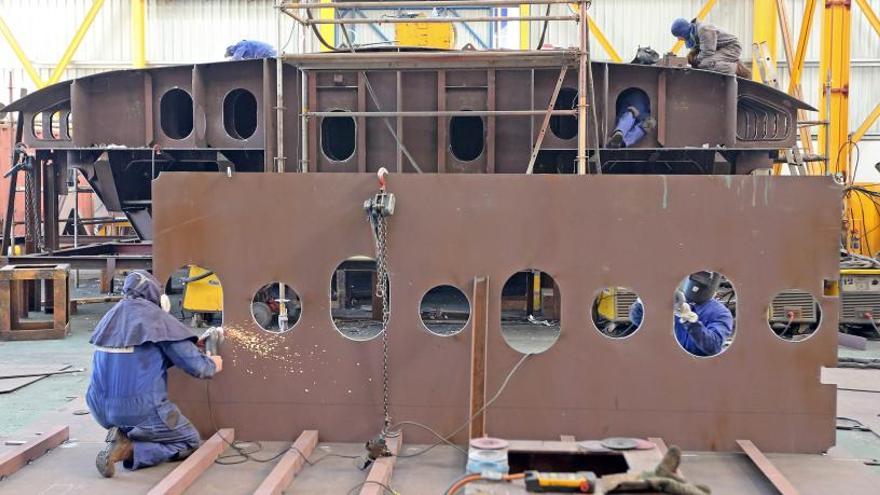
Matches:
[155,173,840,453]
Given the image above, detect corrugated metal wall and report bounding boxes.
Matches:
[1,0,878,137]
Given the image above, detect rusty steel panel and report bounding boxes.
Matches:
[155,173,840,453]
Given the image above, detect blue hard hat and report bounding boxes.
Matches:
[671,17,692,39]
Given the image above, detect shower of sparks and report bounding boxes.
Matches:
[222,324,313,376]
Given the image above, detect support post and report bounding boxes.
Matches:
[360,433,401,495]
[469,276,489,439]
[576,0,587,175]
[752,0,778,81]
[818,0,852,178]
[147,429,234,495]
[47,0,107,85]
[254,430,319,495]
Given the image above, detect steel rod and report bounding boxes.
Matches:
[576,0,587,175]
[306,110,577,117]
[283,0,576,9]
[297,15,577,25]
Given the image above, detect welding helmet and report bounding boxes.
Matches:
[683,271,721,305]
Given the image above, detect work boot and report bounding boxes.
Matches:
[640,117,657,133]
[607,130,625,149]
[95,427,133,478]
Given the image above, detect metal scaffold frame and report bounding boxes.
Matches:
[275,0,600,175]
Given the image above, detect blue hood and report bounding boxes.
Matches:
[90,271,199,347]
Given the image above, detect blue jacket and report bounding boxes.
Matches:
[226,40,277,60]
[87,271,216,427]
[629,298,733,357]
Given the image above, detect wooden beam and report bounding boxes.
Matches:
[0,425,69,478]
[360,433,401,495]
[469,276,489,439]
[736,439,801,495]
[254,430,319,495]
[147,429,233,495]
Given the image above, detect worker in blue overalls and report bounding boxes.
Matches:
[224,40,277,60]
[607,89,656,149]
[629,271,734,357]
[86,271,222,478]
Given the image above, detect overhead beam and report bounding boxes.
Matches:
[852,101,880,144]
[737,440,801,495]
[0,15,44,87]
[147,429,233,495]
[855,0,880,37]
[46,0,106,86]
[670,0,718,55]
[0,425,69,478]
[254,430,319,495]
[586,15,621,62]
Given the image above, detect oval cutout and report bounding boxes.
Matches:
[591,287,642,338]
[160,88,194,140]
[449,112,484,162]
[500,269,561,354]
[330,256,386,341]
[667,271,736,357]
[224,88,258,140]
[321,110,356,162]
[549,87,578,140]
[252,282,301,333]
[420,285,470,336]
[768,289,821,341]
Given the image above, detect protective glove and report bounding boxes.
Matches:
[602,445,711,494]
[677,302,698,324]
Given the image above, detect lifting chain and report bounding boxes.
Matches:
[363,168,395,431]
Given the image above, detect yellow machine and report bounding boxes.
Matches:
[395,15,454,49]
[181,265,223,314]
[595,287,637,324]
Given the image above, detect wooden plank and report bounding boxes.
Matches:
[253,430,319,495]
[360,433,401,495]
[737,439,801,495]
[469,276,489,439]
[147,428,233,495]
[0,425,69,478]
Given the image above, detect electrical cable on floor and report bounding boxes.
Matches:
[346,480,398,495]
[205,381,361,466]
[385,352,534,459]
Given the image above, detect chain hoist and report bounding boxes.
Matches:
[360,167,396,469]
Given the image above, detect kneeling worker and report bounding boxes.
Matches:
[87,271,223,477]
[629,271,733,357]
[671,17,743,76]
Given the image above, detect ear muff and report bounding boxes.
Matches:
[160,294,172,313]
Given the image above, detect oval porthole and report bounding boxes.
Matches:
[321,110,356,162]
[330,256,386,341]
[672,271,737,358]
[549,87,578,140]
[160,88,194,140]
[591,286,642,339]
[223,88,258,140]
[449,112,484,162]
[420,285,470,336]
[251,282,301,333]
[500,269,561,354]
[768,289,821,341]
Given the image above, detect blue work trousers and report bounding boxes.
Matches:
[613,110,647,147]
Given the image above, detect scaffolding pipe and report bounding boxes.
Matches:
[294,15,577,25]
[283,0,574,9]
[576,0,587,175]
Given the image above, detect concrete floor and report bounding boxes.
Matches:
[1,276,879,493]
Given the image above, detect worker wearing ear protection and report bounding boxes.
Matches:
[86,271,222,478]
